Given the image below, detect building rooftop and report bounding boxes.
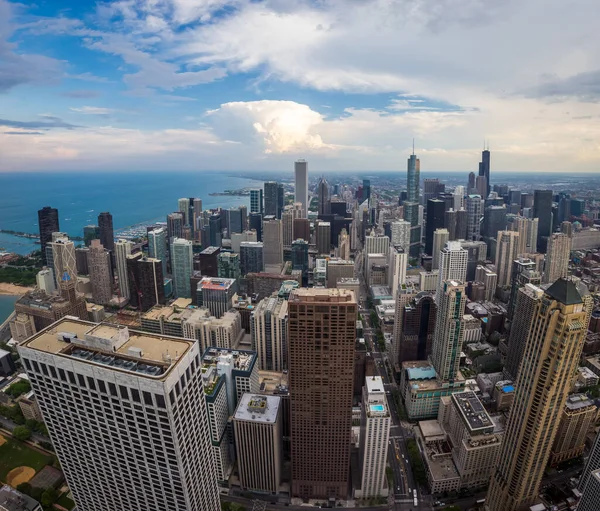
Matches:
[452,391,494,433]
[0,484,41,511]
[234,393,280,423]
[406,365,437,381]
[202,347,256,373]
[258,370,288,395]
[200,246,220,255]
[419,419,446,440]
[288,287,356,303]
[565,393,595,411]
[22,318,192,380]
[199,277,237,291]
[546,277,587,305]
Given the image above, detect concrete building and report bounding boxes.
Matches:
[18,318,220,511]
[437,242,468,298]
[75,247,89,275]
[364,253,388,287]
[495,231,520,288]
[263,217,283,273]
[487,279,593,511]
[543,232,571,284]
[326,259,354,289]
[251,296,288,372]
[239,241,264,275]
[9,313,36,343]
[37,206,59,265]
[533,189,553,252]
[550,393,596,465]
[147,228,167,277]
[512,216,538,255]
[87,240,113,305]
[474,266,497,302]
[365,234,390,255]
[579,432,600,492]
[507,258,542,320]
[264,181,280,218]
[196,277,238,318]
[36,267,56,295]
[317,177,331,216]
[419,270,439,292]
[114,239,133,299]
[294,160,308,217]
[356,377,390,498]
[233,394,282,494]
[289,288,357,500]
[432,229,449,270]
[182,308,243,353]
[171,238,193,298]
[17,390,43,422]
[390,220,411,251]
[388,247,408,297]
[0,484,42,511]
[466,195,483,241]
[231,230,257,254]
[282,203,303,248]
[578,469,600,511]
[46,236,78,285]
[250,188,263,214]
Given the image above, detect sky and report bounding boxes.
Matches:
[1,0,600,173]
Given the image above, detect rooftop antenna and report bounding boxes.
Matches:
[412,138,415,155]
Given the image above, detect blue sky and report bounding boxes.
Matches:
[1,0,600,172]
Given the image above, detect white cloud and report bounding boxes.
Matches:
[70,106,113,115]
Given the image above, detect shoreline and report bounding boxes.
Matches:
[0,283,34,296]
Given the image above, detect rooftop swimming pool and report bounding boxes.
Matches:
[370,404,385,412]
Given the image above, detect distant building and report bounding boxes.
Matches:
[0,484,42,511]
[240,241,264,275]
[98,211,115,252]
[294,160,309,217]
[543,232,571,284]
[148,228,167,277]
[250,188,264,214]
[87,240,113,305]
[217,252,241,281]
[251,296,289,371]
[36,267,56,295]
[114,239,133,299]
[37,206,59,265]
[17,391,43,422]
[171,238,193,298]
[183,308,243,353]
[9,313,36,343]
[126,253,165,312]
[196,277,238,318]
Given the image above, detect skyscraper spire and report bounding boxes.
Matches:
[412,138,415,155]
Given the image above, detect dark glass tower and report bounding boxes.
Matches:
[425,199,446,254]
[264,181,279,217]
[98,212,115,252]
[478,149,491,197]
[533,189,553,253]
[37,206,59,264]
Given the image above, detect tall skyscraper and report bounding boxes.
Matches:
[83,224,99,247]
[579,432,600,492]
[263,217,283,271]
[37,206,59,264]
[467,172,476,194]
[36,267,56,295]
[209,214,222,247]
[227,207,244,235]
[431,280,467,382]
[282,202,303,248]
[46,236,78,285]
[507,258,542,320]
[533,189,553,253]
[114,239,133,299]
[432,228,449,270]
[167,212,184,241]
[453,185,465,211]
[316,221,331,255]
[240,241,264,274]
[249,188,262,215]
[294,160,309,217]
[357,377,390,499]
[425,198,446,254]
[550,393,596,465]
[18,318,220,511]
[482,205,507,244]
[289,288,356,500]
[392,290,436,365]
[512,216,539,255]
[495,231,520,288]
[466,195,483,241]
[487,278,592,511]
[97,212,115,252]
[317,177,331,215]
[390,220,411,251]
[578,469,600,511]
[478,148,491,197]
[249,212,263,241]
[192,197,203,235]
[178,197,190,226]
[362,179,371,203]
[543,232,571,284]
[87,240,113,305]
[148,228,167,278]
[264,181,279,217]
[251,296,289,371]
[437,241,468,298]
[405,150,421,257]
[126,254,165,312]
[423,178,443,205]
[171,238,193,298]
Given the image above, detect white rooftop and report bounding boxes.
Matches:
[234,393,280,424]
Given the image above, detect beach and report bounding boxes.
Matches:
[0,283,33,296]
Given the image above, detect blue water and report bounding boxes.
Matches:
[370,404,385,412]
[0,172,256,254]
[0,295,18,324]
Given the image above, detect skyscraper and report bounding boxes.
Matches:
[317,177,331,215]
[425,198,446,254]
[533,189,553,252]
[437,241,468,298]
[289,288,356,500]
[114,239,133,299]
[294,160,308,217]
[249,212,263,242]
[37,206,59,264]
[87,240,113,305]
[579,432,600,492]
[482,205,507,244]
[251,296,289,371]
[432,228,450,270]
[263,217,283,271]
[171,238,193,298]
[507,258,542,320]
[97,212,115,252]
[250,188,264,214]
[466,195,483,241]
[126,254,165,312]
[362,179,371,203]
[316,221,331,255]
[264,181,279,217]
[240,241,264,274]
[512,216,538,255]
[405,150,421,257]
[148,228,167,278]
[578,470,600,511]
[431,280,467,382]
[392,290,436,365]
[390,220,411,251]
[18,317,220,511]
[487,278,592,511]
[227,207,244,235]
[467,172,476,194]
[217,252,241,281]
[167,212,184,241]
[46,236,78,285]
[178,197,190,226]
[543,232,571,284]
[495,231,520,288]
[478,148,491,197]
[83,224,99,247]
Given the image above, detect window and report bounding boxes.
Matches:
[155,394,166,409]
[98,380,106,393]
[87,377,96,390]
[131,388,140,403]
[119,386,129,399]
[108,383,118,397]
[143,392,153,406]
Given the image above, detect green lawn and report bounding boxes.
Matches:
[0,436,49,483]
[56,493,76,510]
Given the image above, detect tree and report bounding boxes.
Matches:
[16,483,32,495]
[5,380,31,398]
[41,487,58,508]
[13,425,32,441]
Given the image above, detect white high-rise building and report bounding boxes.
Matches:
[579,429,600,492]
[432,228,450,270]
[148,228,167,277]
[47,236,78,284]
[453,186,465,211]
[365,234,390,255]
[251,296,289,371]
[543,232,571,284]
[231,230,257,254]
[437,241,468,298]
[36,267,56,295]
[171,238,193,298]
[115,239,133,299]
[178,197,191,226]
[390,220,411,251]
[495,231,520,288]
[294,160,308,217]
[388,246,407,297]
[357,376,390,499]
[17,318,220,511]
[512,216,538,256]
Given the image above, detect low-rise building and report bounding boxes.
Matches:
[493,381,515,412]
[0,484,42,511]
[17,391,43,422]
[183,309,244,353]
[578,366,599,387]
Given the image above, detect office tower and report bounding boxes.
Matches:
[197,246,220,277]
[512,216,538,255]
[293,217,310,242]
[87,240,112,304]
[277,183,285,219]
[510,190,522,206]
[423,178,443,204]
[37,206,59,264]
[487,279,592,511]
[466,195,483,241]
[18,318,220,511]
[495,231,520,288]
[316,221,331,255]
[432,281,467,382]
[233,394,282,494]
[453,186,465,211]
[251,296,289,371]
[197,277,238,318]
[432,229,450,270]
[263,217,283,271]
[249,212,263,241]
[579,433,600,492]
[483,205,507,244]
[83,224,100,246]
[209,214,222,247]
[97,212,114,252]
[289,288,357,500]
[171,238,193,298]
[476,175,487,198]
[317,177,331,215]
[560,221,573,237]
[393,290,436,364]
[357,377,390,499]
[9,312,37,345]
[437,241,468,298]
[390,220,410,250]
[456,208,468,240]
[114,239,133,299]
[533,189,553,252]
[147,227,167,277]
[543,232,571,284]
[75,247,89,275]
[550,394,596,465]
[240,241,264,274]
[47,236,78,284]
[264,181,279,217]
[231,230,257,253]
[227,207,244,235]
[445,209,457,241]
[425,199,446,254]
[294,160,309,217]
[36,267,56,295]
[192,197,203,234]
[217,252,241,281]
[479,148,491,197]
[167,212,184,241]
[507,258,542,320]
[126,254,165,312]
[579,469,600,511]
[362,179,371,202]
[467,172,476,194]
[178,197,190,226]
[388,246,408,296]
[291,239,309,278]
[475,265,498,301]
[250,188,264,214]
[325,259,353,288]
[365,233,390,255]
[282,203,303,248]
[405,150,421,257]
[337,228,351,260]
[183,309,242,353]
